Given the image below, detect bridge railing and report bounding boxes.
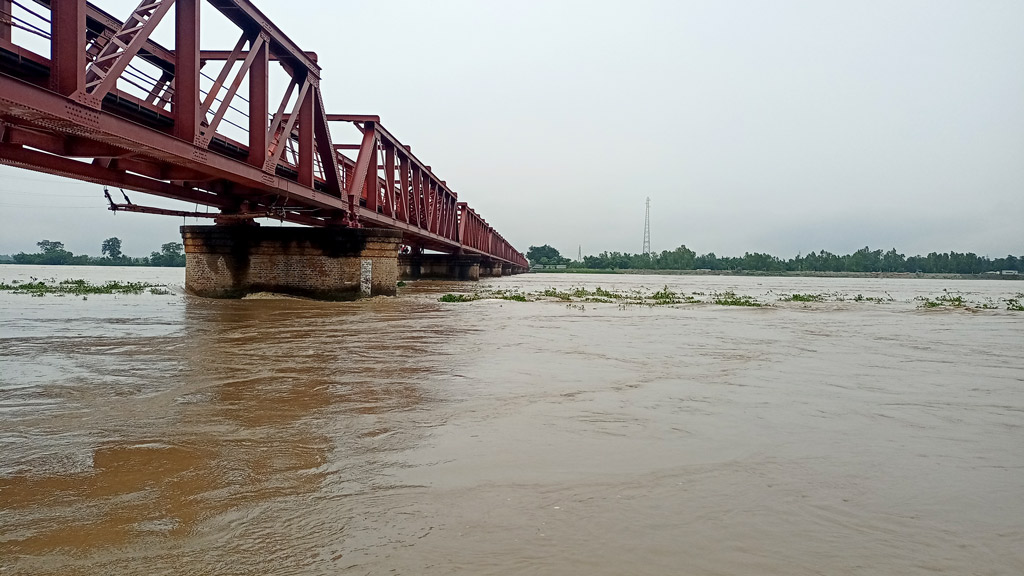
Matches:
[325,116,526,267]
[457,203,529,268]
[329,116,461,245]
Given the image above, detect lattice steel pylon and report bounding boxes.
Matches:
[642,197,651,256]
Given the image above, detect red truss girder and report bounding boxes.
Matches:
[0,0,528,268]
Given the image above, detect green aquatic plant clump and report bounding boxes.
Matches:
[500,293,528,302]
[779,293,824,302]
[914,289,1021,310]
[651,285,679,302]
[853,293,893,303]
[1005,294,1024,311]
[0,278,168,296]
[430,284,1024,311]
[648,285,701,305]
[592,287,621,299]
[541,287,573,301]
[439,288,532,303]
[916,289,969,309]
[496,285,760,306]
[438,293,479,303]
[711,291,762,307]
[540,285,630,302]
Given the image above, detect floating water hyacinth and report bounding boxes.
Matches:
[432,285,1024,311]
[0,278,170,296]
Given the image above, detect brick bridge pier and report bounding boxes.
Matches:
[181,225,402,300]
[181,225,523,299]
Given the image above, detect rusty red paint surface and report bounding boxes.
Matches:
[0,0,528,268]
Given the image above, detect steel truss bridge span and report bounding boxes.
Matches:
[0,0,527,268]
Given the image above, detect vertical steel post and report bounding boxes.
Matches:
[411,166,422,227]
[1,0,12,42]
[457,203,466,243]
[436,195,445,237]
[435,197,442,237]
[421,180,430,231]
[418,177,428,229]
[297,84,314,187]
[445,197,452,238]
[399,156,410,223]
[450,199,457,238]
[364,140,378,213]
[51,0,86,96]
[247,37,268,167]
[174,0,200,142]
[441,198,450,238]
[383,143,395,218]
[423,181,433,231]
[430,184,440,234]
[452,199,459,238]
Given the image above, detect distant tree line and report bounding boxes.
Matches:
[527,244,1024,275]
[9,238,185,267]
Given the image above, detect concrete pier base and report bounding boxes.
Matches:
[398,254,481,281]
[480,260,505,277]
[181,225,402,299]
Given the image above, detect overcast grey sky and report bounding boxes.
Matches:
[1,0,1021,258]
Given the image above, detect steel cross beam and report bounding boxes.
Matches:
[0,0,528,269]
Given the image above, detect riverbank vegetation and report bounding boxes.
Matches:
[2,238,185,267]
[527,245,1024,275]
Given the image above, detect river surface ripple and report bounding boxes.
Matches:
[1,265,1022,575]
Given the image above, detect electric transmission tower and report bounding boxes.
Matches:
[642,197,651,256]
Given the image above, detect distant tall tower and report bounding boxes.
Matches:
[577,245,582,262]
[642,197,651,256]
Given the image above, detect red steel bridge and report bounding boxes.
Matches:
[0,0,528,269]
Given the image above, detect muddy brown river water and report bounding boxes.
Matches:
[1,265,1022,575]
